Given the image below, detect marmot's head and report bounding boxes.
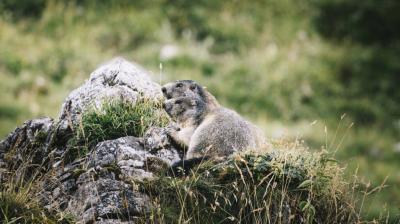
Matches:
[161,80,207,101]
[163,96,206,124]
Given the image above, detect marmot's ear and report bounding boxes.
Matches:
[190,99,197,106]
[189,83,197,90]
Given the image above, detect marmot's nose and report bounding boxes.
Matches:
[161,87,167,93]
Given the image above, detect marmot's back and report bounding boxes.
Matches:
[187,107,257,159]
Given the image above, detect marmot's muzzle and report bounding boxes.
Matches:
[161,87,172,99]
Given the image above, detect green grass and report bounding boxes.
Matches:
[65,98,169,161]
[0,187,71,224]
[0,165,74,224]
[0,0,399,221]
[1,190,51,223]
[140,141,372,223]
[76,98,169,146]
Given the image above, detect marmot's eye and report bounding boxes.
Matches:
[176,83,183,88]
[175,100,182,104]
[189,84,196,90]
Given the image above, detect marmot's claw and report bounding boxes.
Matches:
[166,123,180,132]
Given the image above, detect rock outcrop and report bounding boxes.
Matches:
[59,57,162,129]
[0,57,179,223]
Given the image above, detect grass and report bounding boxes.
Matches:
[0,0,399,221]
[0,188,54,223]
[259,118,400,221]
[0,160,74,224]
[75,98,169,146]
[63,98,170,162]
[139,140,377,223]
[0,184,74,224]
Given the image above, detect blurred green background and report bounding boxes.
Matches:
[0,0,399,221]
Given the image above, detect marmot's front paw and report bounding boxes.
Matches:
[166,123,181,134]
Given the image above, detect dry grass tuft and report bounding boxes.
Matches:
[140,139,380,224]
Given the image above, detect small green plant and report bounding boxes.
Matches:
[72,98,169,149]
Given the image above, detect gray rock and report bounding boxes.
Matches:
[144,127,171,151]
[40,134,179,223]
[0,117,54,155]
[58,57,163,129]
[95,219,135,224]
[144,127,182,163]
[0,117,54,179]
[89,135,180,180]
[66,178,150,224]
[88,136,155,181]
[0,58,183,223]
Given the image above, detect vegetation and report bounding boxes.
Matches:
[75,98,169,147]
[0,185,74,224]
[140,141,368,223]
[0,0,399,221]
[0,163,74,224]
[61,98,169,162]
[0,188,55,223]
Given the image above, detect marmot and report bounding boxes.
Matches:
[161,80,220,110]
[163,96,262,159]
